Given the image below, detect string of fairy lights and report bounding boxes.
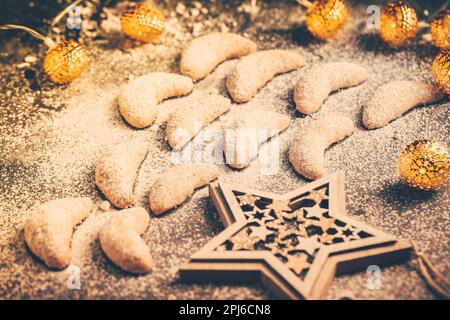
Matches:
[0,1,448,89]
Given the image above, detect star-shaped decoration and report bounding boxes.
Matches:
[304,188,328,204]
[237,194,259,207]
[304,204,328,220]
[265,242,289,258]
[311,217,335,232]
[249,224,274,241]
[266,199,292,216]
[295,211,314,226]
[265,218,285,230]
[230,230,256,251]
[336,224,360,241]
[244,208,275,224]
[180,172,412,300]
[279,211,297,220]
[285,254,311,276]
[289,237,322,256]
[316,232,334,245]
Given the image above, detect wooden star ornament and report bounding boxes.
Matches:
[179,172,412,299]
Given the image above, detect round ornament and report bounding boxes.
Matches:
[120,2,165,43]
[43,40,89,84]
[430,9,450,49]
[305,0,348,40]
[432,49,450,94]
[379,1,418,47]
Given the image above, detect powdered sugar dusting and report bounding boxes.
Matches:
[0,1,448,300]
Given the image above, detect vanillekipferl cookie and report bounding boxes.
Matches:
[294,62,369,114]
[118,72,193,128]
[226,49,305,103]
[24,197,94,269]
[99,207,152,274]
[95,140,149,209]
[223,110,290,169]
[289,115,355,180]
[180,32,257,81]
[149,164,220,215]
[165,92,231,150]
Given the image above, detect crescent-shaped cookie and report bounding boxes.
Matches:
[180,32,257,81]
[294,62,369,114]
[363,81,445,129]
[118,72,193,128]
[289,116,354,180]
[24,197,94,269]
[224,110,290,169]
[99,207,152,274]
[95,141,148,209]
[226,50,305,103]
[149,164,220,215]
[165,92,231,150]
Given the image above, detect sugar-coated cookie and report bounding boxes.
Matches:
[289,116,354,180]
[118,72,193,128]
[363,81,445,129]
[224,110,290,169]
[180,32,257,81]
[24,197,94,269]
[166,92,231,150]
[149,164,220,215]
[226,50,305,103]
[99,207,152,274]
[95,141,148,209]
[294,62,369,114]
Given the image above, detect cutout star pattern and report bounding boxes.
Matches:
[290,237,322,256]
[230,230,256,251]
[285,254,311,276]
[249,224,274,241]
[237,194,259,207]
[304,205,328,220]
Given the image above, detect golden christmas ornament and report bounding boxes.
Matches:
[305,0,348,40]
[430,9,450,49]
[120,2,165,43]
[379,1,418,47]
[398,140,450,190]
[43,40,89,84]
[432,50,450,94]
[1,6,90,85]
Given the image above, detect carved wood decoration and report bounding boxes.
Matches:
[179,172,412,299]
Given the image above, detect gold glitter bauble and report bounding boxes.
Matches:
[43,40,89,84]
[398,140,450,190]
[120,3,165,43]
[432,50,450,94]
[379,1,418,48]
[306,0,348,40]
[430,9,450,49]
